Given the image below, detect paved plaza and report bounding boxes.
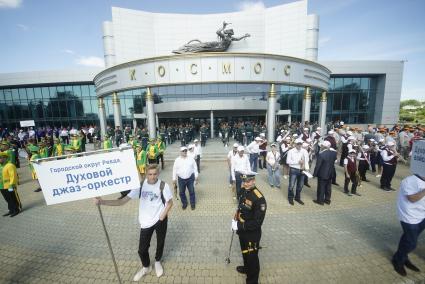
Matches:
[1,139,425,284]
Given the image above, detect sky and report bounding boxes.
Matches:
[0,0,424,100]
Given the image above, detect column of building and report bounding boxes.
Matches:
[146,87,156,139]
[267,84,276,142]
[112,92,122,128]
[98,97,107,138]
[319,91,327,136]
[302,86,311,124]
[210,110,214,139]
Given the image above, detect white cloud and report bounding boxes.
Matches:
[0,0,22,8]
[75,56,104,67]
[62,49,75,55]
[17,24,28,31]
[236,1,265,11]
[319,36,331,47]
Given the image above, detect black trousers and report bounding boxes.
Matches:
[196,155,200,173]
[344,173,358,194]
[380,163,396,188]
[157,153,164,169]
[138,218,168,267]
[358,160,369,180]
[316,178,332,203]
[238,230,261,284]
[148,158,157,165]
[1,188,22,214]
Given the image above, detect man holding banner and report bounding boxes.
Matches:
[95,164,173,280]
[0,151,21,217]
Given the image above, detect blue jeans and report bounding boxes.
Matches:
[250,153,259,172]
[267,164,280,187]
[178,174,196,207]
[393,219,425,265]
[288,167,304,200]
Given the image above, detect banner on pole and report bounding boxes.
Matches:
[411,140,425,177]
[33,149,140,205]
[20,120,35,127]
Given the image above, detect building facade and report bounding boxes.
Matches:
[0,0,404,138]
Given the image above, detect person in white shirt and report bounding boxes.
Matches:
[392,174,425,277]
[173,146,198,210]
[60,127,69,144]
[266,143,281,188]
[193,139,202,173]
[227,143,239,188]
[231,145,251,199]
[187,144,196,160]
[94,164,173,280]
[280,136,291,179]
[286,139,309,205]
[246,137,263,172]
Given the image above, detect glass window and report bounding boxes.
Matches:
[49,87,57,99]
[360,78,369,89]
[40,87,49,99]
[11,89,18,101]
[83,99,93,116]
[333,93,342,111]
[72,85,82,97]
[352,78,361,89]
[25,88,34,100]
[0,89,4,101]
[359,91,369,111]
[4,90,12,100]
[89,85,96,97]
[334,78,343,89]
[18,88,27,100]
[341,93,349,111]
[81,85,90,97]
[343,78,352,87]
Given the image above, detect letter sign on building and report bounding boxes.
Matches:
[254,63,262,74]
[158,65,165,77]
[190,64,198,75]
[222,63,231,74]
[129,69,136,80]
[284,65,291,76]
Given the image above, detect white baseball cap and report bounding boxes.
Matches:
[255,137,262,141]
[295,138,303,144]
[362,145,370,150]
[180,146,188,151]
[233,143,239,147]
[237,146,245,152]
[321,141,331,148]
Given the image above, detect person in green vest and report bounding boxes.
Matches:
[70,134,82,153]
[28,145,42,193]
[38,141,49,158]
[0,151,21,217]
[135,144,147,179]
[156,137,166,169]
[0,141,16,166]
[146,138,159,164]
[52,138,65,157]
[127,135,138,151]
[103,135,113,149]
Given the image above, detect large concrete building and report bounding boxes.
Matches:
[0,0,404,139]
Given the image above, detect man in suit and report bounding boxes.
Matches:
[313,141,337,205]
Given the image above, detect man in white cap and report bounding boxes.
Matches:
[313,140,337,205]
[231,146,251,199]
[246,137,263,172]
[193,139,202,173]
[187,144,196,160]
[280,136,292,179]
[286,138,309,205]
[380,141,399,191]
[172,146,198,210]
[227,143,239,188]
[266,143,281,188]
[357,145,371,182]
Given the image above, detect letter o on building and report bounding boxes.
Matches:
[158,65,165,77]
[254,62,262,74]
[284,65,291,76]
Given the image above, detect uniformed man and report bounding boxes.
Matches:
[231,172,266,284]
[103,135,113,150]
[0,141,16,166]
[52,137,65,157]
[156,137,166,169]
[135,144,147,179]
[146,139,159,165]
[0,151,21,217]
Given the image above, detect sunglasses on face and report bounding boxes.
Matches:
[181,150,187,152]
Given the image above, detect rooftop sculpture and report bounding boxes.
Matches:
[172,22,250,54]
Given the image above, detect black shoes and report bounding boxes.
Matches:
[289,199,294,206]
[3,212,11,217]
[295,199,304,205]
[332,182,339,186]
[182,204,187,210]
[344,191,352,196]
[405,259,420,272]
[236,266,246,274]
[305,183,311,188]
[324,200,331,205]
[9,211,20,217]
[353,192,362,196]
[392,258,406,276]
[191,205,195,210]
[313,200,324,205]
[34,188,42,192]
[362,179,370,182]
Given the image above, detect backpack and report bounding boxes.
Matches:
[139,179,166,205]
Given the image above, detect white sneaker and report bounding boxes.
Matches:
[155,261,164,277]
[376,174,381,178]
[133,266,152,281]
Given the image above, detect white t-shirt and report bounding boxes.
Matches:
[128,179,173,229]
[397,175,425,224]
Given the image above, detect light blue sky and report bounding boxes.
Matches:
[0,0,424,100]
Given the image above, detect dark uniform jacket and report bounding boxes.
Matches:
[236,186,267,233]
[313,149,337,180]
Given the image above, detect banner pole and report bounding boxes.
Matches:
[97,204,122,284]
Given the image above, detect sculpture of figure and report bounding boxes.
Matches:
[172,22,250,54]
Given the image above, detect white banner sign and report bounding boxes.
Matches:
[33,148,140,205]
[20,120,35,127]
[411,140,425,176]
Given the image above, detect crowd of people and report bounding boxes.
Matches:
[1,119,424,283]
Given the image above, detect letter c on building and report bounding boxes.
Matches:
[190,64,198,75]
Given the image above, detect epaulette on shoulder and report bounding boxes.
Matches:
[253,189,263,199]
